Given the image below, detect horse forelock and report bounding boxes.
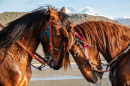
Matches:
[56,11,73,69]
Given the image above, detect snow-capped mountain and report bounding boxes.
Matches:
[66,7,102,16]
[65,7,111,18]
[80,7,102,16]
[65,7,76,14]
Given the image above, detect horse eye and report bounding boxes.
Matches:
[57,35,60,38]
[56,33,61,38]
[74,50,79,57]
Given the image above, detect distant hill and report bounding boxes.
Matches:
[69,14,119,25]
[0,12,128,27]
[0,12,27,26]
[114,18,130,25]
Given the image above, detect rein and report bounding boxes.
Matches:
[106,45,130,71]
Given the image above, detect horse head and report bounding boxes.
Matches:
[40,7,74,70]
[69,23,104,84]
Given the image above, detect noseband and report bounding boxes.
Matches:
[73,32,104,72]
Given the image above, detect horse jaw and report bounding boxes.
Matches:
[81,68,103,84]
[94,71,103,84]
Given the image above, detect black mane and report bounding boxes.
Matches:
[58,11,73,29]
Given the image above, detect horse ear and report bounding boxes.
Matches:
[48,7,51,11]
[60,28,69,38]
[60,7,66,13]
[48,7,59,20]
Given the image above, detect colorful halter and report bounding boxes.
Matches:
[74,32,91,60]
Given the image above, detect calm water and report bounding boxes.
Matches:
[28,64,111,86]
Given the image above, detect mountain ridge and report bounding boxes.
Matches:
[0,12,129,27]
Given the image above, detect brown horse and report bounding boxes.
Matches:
[69,21,130,86]
[0,7,73,86]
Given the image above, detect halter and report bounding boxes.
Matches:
[74,32,94,70]
[74,32,106,72]
[0,20,60,70]
[39,19,60,65]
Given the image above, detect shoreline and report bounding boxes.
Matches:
[32,61,107,66]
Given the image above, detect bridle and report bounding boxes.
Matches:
[73,32,93,69]
[73,32,110,72]
[73,32,130,73]
[73,32,103,71]
[0,19,61,70]
[39,19,60,66]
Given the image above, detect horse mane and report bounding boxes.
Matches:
[74,21,130,54]
[0,8,49,49]
[57,11,73,69]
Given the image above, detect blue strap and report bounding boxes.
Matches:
[40,25,50,41]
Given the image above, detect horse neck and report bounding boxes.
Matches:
[99,36,129,63]
[18,30,40,54]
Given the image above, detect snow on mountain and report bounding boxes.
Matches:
[66,7,102,16]
[65,7,113,19]
[66,7,76,14]
[79,7,102,16]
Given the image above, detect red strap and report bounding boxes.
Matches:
[17,41,45,65]
[0,23,5,29]
[75,32,89,60]
[49,20,53,54]
[39,20,53,55]
[39,21,51,38]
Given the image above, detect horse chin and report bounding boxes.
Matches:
[87,71,103,84]
[52,65,61,70]
[49,61,61,70]
[48,59,61,70]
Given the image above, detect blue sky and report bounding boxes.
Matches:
[0,0,130,18]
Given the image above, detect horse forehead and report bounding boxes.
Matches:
[50,10,60,20]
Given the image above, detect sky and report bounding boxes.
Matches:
[0,0,130,18]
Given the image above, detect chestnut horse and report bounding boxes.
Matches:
[69,21,130,86]
[0,7,73,86]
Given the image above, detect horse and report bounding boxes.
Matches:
[69,21,130,86]
[0,7,73,86]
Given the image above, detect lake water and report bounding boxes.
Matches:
[28,64,111,86]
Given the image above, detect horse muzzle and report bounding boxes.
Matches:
[49,59,55,68]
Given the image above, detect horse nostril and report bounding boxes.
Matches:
[87,78,95,83]
[53,65,61,70]
[49,60,55,68]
